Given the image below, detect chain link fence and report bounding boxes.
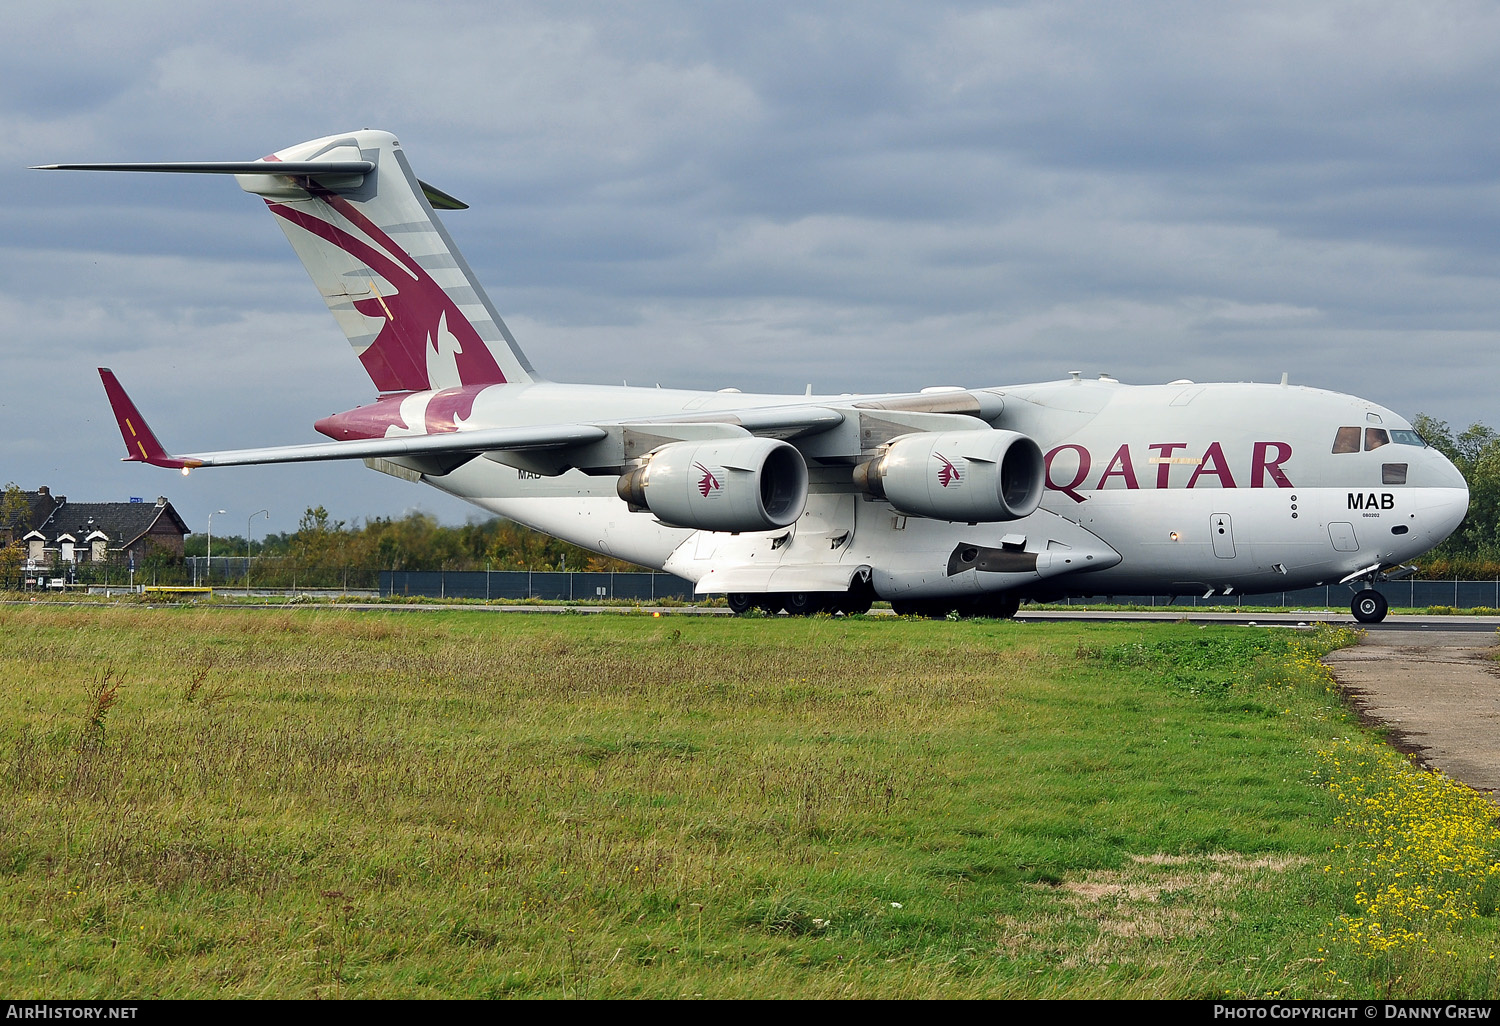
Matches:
[379,570,695,601]
[11,557,693,601]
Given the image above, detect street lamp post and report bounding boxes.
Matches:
[207,509,227,586]
[247,509,268,592]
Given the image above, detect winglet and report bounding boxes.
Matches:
[97,369,201,470]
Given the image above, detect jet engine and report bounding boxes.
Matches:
[617,437,809,532]
[853,429,1044,522]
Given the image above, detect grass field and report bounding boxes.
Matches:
[0,606,1495,998]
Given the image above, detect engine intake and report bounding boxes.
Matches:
[853,429,1044,522]
[617,437,808,532]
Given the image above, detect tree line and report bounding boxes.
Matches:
[185,506,646,573]
[1407,416,1500,578]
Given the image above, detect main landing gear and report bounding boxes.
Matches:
[1350,589,1388,624]
[727,570,876,617]
[727,590,874,616]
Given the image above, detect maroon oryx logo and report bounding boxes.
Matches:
[266,191,505,395]
[694,462,721,497]
[935,453,961,488]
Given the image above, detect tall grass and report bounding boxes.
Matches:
[0,607,1494,997]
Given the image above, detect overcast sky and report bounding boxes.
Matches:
[4,1,1498,535]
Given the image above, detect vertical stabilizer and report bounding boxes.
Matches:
[238,130,536,392]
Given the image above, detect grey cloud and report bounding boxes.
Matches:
[3,1,1498,533]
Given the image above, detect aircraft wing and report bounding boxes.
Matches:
[155,424,611,468]
[99,370,988,474]
[625,404,847,438]
[99,368,607,470]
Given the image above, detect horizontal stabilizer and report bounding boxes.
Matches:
[420,181,468,210]
[33,161,466,208]
[32,160,375,175]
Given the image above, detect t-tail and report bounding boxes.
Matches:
[37,130,536,393]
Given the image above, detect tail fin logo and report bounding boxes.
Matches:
[266,193,505,397]
[936,454,962,488]
[694,463,722,498]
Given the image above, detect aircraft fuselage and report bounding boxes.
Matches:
[372,376,1467,602]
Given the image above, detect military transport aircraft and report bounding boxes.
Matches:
[40,130,1470,622]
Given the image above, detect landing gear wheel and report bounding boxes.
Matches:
[970,592,1022,619]
[834,573,875,615]
[727,593,754,615]
[834,591,873,616]
[1351,589,1388,624]
[782,592,826,617]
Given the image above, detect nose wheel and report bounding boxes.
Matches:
[1351,589,1388,624]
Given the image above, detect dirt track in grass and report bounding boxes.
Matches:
[1324,629,1500,795]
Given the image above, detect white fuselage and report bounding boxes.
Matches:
[383,376,1468,600]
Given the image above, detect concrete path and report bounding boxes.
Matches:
[1324,628,1500,794]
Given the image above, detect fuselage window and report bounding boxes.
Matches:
[1390,429,1426,447]
[1383,463,1408,485]
[1365,428,1390,451]
[1332,426,1361,454]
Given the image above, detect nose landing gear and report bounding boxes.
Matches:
[1341,563,1416,624]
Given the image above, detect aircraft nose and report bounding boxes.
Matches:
[1420,479,1469,547]
[1428,448,1468,490]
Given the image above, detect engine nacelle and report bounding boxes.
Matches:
[853,429,1044,522]
[617,437,809,532]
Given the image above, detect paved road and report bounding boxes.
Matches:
[1324,628,1500,794]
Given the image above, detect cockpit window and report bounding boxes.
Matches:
[1365,428,1390,451]
[1332,426,1361,454]
[1390,429,1426,447]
